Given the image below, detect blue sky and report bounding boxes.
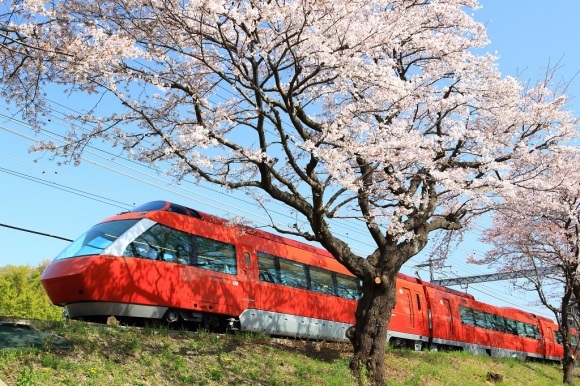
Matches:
[0,1,578,319]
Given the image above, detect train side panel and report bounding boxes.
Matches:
[423,286,465,350]
[238,233,358,340]
[388,276,430,348]
[426,289,547,360]
[41,255,249,320]
[538,319,563,361]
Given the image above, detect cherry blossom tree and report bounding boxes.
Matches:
[475,148,580,385]
[0,1,578,384]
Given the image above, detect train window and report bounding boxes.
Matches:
[309,266,336,296]
[167,204,189,216]
[505,318,518,335]
[459,306,475,326]
[167,203,202,218]
[278,259,308,290]
[123,224,191,264]
[257,252,281,283]
[257,251,361,298]
[56,220,140,260]
[458,306,539,337]
[129,201,167,212]
[416,294,422,311]
[485,313,495,331]
[492,315,508,333]
[193,236,237,275]
[554,331,564,345]
[335,273,361,300]
[529,324,540,340]
[516,321,526,336]
[472,310,488,329]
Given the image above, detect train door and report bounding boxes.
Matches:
[413,289,428,334]
[440,298,454,340]
[539,320,559,360]
[400,287,430,335]
[399,287,415,330]
[544,325,554,359]
[237,247,256,310]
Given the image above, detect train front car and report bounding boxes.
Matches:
[40,201,247,328]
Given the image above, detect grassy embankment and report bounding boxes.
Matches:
[1,320,577,386]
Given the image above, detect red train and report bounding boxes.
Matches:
[40,201,565,362]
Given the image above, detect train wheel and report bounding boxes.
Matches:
[345,326,356,341]
[225,318,240,333]
[202,315,222,332]
[163,309,180,325]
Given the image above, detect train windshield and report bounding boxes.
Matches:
[54,220,140,260]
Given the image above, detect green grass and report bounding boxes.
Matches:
[0,320,577,385]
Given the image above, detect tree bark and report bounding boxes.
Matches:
[562,349,575,386]
[347,273,398,386]
[561,277,576,385]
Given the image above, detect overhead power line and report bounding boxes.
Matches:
[0,222,73,242]
[0,114,377,256]
[0,165,131,210]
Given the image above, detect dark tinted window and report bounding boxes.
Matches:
[458,306,539,340]
[527,324,540,340]
[123,224,236,274]
[505,318,518,335]
[129,201,202,218]
[492,315,508,333]
[335,273,360,300]
[309,266,335,295]
[168,203,202,218]
[257,251,361,299]
[554,331,564,345]
[193,235,237,275]
[279,259,308,289]
[473,310,490,329]
[124,223,191,264]
[459,306,475,326]
[516,321,527,337]
[258,252,280,283]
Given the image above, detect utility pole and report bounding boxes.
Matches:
[414,257,449,282]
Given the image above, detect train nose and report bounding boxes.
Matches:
[40,258,92,305]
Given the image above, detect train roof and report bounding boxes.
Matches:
[500,307,555,323]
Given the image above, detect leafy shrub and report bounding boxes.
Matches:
[0,262,63,321]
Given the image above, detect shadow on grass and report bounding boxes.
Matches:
[0,319,72,351]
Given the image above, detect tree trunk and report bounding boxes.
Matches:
[561,286,576,386]
[347,274,397,386]
[562,344,575,385]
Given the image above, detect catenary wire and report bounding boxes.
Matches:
[0,111,377,256]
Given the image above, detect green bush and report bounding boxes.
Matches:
[0,262,63,321]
